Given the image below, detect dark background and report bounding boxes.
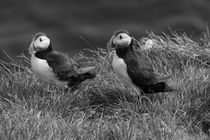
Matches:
[0,0,210,61]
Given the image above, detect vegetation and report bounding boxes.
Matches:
[1,30,210,140]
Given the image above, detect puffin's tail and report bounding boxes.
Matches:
[67,66,96,90]
[76,66,96,80]
[142,82,173,94]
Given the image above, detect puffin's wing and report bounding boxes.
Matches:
[126,40,158,84]
[45,51,78,80]
[46,51,95,81]
[46,51,67,63]
[127,60,157,85]
[46,51,80,68]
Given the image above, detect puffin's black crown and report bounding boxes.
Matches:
[113,29,130,37]
[32,32,47,40]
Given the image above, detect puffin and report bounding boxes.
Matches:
[107,30,173,94]
[29,32,96,91]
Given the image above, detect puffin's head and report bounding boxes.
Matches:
[107,29,132,53]
[29,32,51,54]
[112,30,132,47]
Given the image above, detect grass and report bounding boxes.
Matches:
[1,30,210,140]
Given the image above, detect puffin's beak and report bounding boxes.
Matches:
[29,41,42,54]
[107,35,116,51]
[29,42,35,55]
[107,43,116,51]
[106,42,116,59]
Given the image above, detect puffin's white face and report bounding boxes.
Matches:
[113,33,132,47]
[29,35,50,54]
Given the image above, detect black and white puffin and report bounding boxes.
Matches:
[107,30,172,94]
[29,32,96,91]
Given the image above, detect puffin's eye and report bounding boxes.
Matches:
[119,35,122,39]
[39,38,42,42]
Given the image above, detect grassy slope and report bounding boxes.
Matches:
[1,31,210,140]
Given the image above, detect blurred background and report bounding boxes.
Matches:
[0,0,210,61]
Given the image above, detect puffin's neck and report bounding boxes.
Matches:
[35,43,53,59]
[115,39,133,59]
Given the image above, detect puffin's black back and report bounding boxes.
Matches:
[45,51,96,84]
[116,38,170,93]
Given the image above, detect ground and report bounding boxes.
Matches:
[1,31,210,140]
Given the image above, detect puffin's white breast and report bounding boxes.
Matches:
[112,52,140,91]
[112,51,132,84]
[31,54,65,86]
